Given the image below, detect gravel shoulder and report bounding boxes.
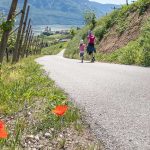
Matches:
[36,52,150,150]
[2,94,102,150]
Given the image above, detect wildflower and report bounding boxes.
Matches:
[0,120,8,139]
[0,129,8,139]
[0,121,4,129]
[52,105,68,116]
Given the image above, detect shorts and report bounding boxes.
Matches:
[80,53,84,57]
[87,43,96,55]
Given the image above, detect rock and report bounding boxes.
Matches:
[37,145,44,149]
[24,143,28,147]
[10,116,14,119]
[28,141,31,145]
[35,135,40,141]
[75,140,79,144]
[26,135,34,139]
[28,112,32,116]
[45,132,52,138]
[59,134,63,138]
[25,135,37,144]
[30,145,34,148]
[51,128,54,132]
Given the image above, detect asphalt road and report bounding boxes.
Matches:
[36,51,150,150]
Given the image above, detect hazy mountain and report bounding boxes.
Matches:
[0,0,119,25]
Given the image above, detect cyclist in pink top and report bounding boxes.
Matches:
[79,39,86,63]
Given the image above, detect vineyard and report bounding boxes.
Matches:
[0,0,45,65]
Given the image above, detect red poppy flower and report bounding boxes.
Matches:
[0,120,8,139]
[52,105,68,116]
[0,129,8,139]
[0,121,4,129]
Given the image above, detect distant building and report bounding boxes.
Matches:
[42,26,52,36]
[44,26,51,33]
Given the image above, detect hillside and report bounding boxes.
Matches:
[0,0,118,25]
[64,0,150,66]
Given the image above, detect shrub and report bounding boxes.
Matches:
[139,18,150,66]
[94,26,106,41]
[117,41,140,65]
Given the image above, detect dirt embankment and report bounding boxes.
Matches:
[98,7,150,53]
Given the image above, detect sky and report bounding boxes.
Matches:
[89,0,137,4]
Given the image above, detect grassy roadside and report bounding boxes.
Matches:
[0,56,79,148]
[0,56,101,149]
[41,42,68,55]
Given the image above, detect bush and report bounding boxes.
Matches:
[94,26,106,41]
[139,18,150,66]
[117,41,141,65]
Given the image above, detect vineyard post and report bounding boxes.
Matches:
[33,37,37,54]
[40,39,44,54]
[31,33,34,55]
[24,25,32,56]
[21,19,31,57]
[38,41,41,54]
[6,48,9,62]
[26,29,32,57]
[28,33,34,55]
[0,0,18,64]
[36,38,40,54]
[34,36,38,54]
[12,0,28,63]
[18,5,30,61]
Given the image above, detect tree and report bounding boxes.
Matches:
[83,10,96,29]
[0,0,18,64]
[21,19,31,58]
[70,28,76,38]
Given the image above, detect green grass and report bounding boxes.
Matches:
[42,42,68,55]
[0,56,81,149]
[0,56,54,115]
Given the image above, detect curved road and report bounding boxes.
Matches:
[36,51,150,150]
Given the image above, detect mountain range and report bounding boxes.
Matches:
[0,0,119,25]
